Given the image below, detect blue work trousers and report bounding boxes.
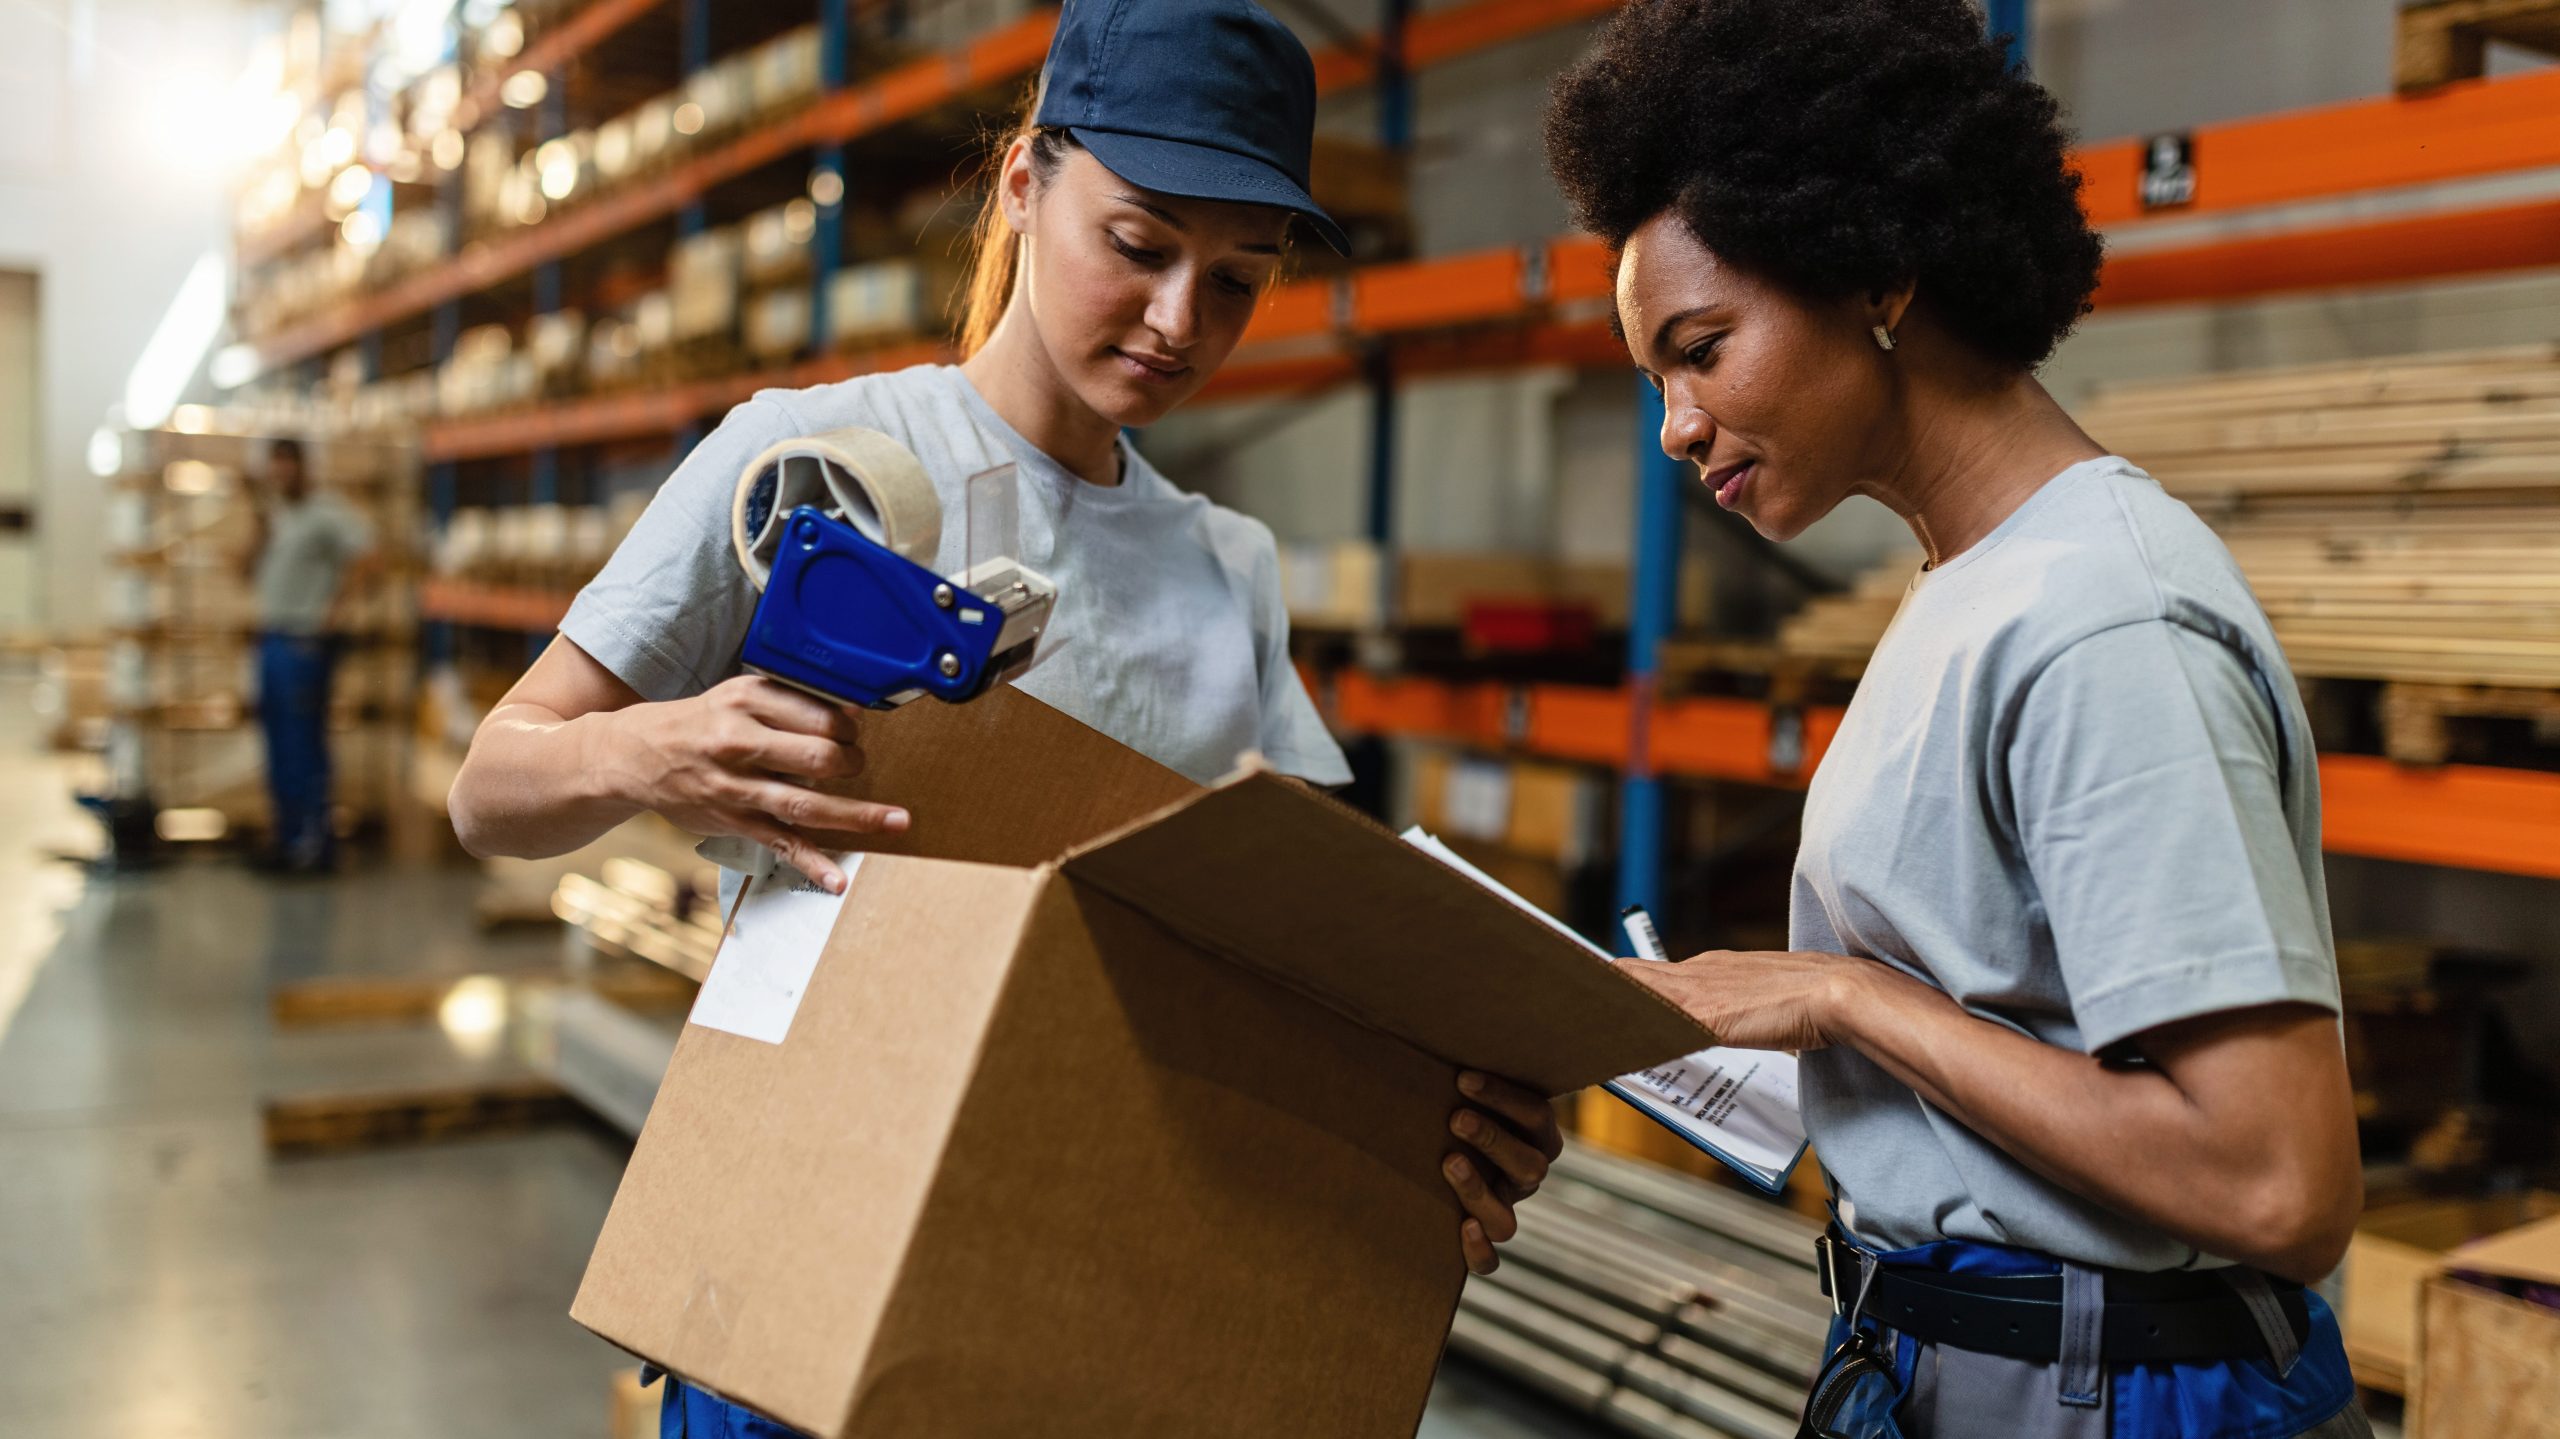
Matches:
[656,1373,808,1438]
[256,632,336,864]
[1813,1230,2369,1438]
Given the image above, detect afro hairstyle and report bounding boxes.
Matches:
[1543,0,2103,368]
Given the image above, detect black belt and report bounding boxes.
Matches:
[1815,1233,2309,1365]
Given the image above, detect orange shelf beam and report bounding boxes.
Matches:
[459,0,665,128]
[2318,755,2560,881]
[419,579,575,630]
[2077,65,2560,229]
[2093,195,2560,309]
[421,340,946,460]
[421,184,2560,456]
[1322,673,2560,879]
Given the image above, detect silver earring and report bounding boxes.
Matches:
[1872,325,1897,352]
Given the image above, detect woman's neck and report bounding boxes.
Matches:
[958,309,1125,488]
[1856,369,2105,569]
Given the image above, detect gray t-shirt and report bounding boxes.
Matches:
[255,495,373,635]
[1793,456,2340,1271]
[560,363,1351,792]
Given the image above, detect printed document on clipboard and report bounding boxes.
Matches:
[1404,828,1810,1195]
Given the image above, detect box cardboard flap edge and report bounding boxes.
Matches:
[2448,1211,2560,1288]
[1057,766,1714,1095]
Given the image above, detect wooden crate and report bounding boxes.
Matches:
[2410,1212,2560,1436]
[2342,1190,2560,1393]
[2414,1275,2560,1436]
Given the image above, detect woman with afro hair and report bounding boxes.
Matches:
[1538,3,2370,1436]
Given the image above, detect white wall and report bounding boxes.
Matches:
[0,0,260,635]
[0,271,36,634]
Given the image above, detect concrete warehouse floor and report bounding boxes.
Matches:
[0,666,1612,1439]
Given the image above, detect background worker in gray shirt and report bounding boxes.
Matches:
[1533,3,2366,1436]
[243,437,374,873]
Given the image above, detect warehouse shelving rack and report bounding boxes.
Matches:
[233,1,2560,907]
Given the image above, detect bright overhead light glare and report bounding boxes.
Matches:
[123,254,230,432]
[342,210,385,249]
[671,102,704,136]
[808,168,844,207]
[431,128,467,170]
[88,427,127,478]
[209,344,260,391]
[500,69,546,109]
[171,405,216,436]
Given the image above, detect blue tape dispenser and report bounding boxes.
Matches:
[728,428,1058,710]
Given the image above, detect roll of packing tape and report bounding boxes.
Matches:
[730,426,942,589]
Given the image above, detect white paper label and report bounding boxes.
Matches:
[687,856,861,1045]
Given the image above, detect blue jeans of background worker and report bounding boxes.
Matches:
[257,631,336,869]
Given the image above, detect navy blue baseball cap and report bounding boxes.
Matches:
[1035,0,1351,255]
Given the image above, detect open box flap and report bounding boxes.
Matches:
[1058,769,1714,1095]
[806,684,1203,868]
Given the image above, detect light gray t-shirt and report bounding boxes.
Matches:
[560,364,1351,794]
[255,495,373,635]
[1793,456,2340,1272]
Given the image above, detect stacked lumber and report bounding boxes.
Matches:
[1776,345,2560,696]
[2082,343,2560,503]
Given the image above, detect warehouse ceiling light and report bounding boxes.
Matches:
[123,254,230,433]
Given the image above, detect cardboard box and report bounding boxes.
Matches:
[670,229,742,344]
[2412,1212,2560,1437]
[2345,1190,2560,1393]
[1282,539,1384,630]
[1412,749,1606,868]
[572,688,1711,1437]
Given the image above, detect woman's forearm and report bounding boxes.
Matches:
[449,702,644,859]
[1822,966,2356,1281]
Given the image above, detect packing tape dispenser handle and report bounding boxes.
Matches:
[731,427,942,590]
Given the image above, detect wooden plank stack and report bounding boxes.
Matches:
[1777,345,2560,721]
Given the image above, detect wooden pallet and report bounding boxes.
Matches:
[260,1078,580,1155]
[2397,0,2560,91]
[2380,682,2560,764]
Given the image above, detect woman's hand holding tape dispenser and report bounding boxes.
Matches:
[453,667,903,899]
[601,675,903,895]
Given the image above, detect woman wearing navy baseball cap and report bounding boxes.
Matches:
[447,1,1562,1430]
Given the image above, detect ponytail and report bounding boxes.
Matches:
[957,94,1081,358]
